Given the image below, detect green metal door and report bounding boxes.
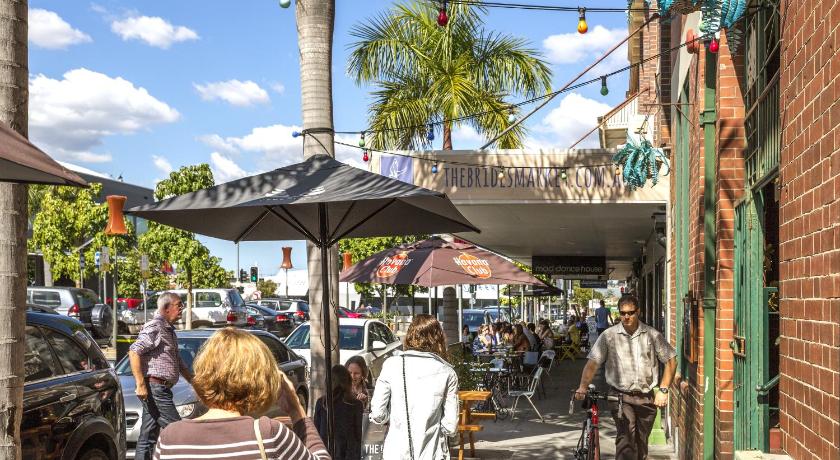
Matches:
[733,192,771,451]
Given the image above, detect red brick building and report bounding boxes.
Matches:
[617,1,839,458]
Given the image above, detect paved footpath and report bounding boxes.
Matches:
[454,358,677,460]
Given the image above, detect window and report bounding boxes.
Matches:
[259,336,289,363]
[194,292,222,308]
[76,289,100,309]
[30,290,61,308]
[228,290,245,308]
[286,324,365,350]
[24,326,61,382]
[42,328,90,374]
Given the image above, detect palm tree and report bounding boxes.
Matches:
[0,0,28,457]
[348,0,552,150]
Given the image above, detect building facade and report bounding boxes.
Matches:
[614,1,838,458]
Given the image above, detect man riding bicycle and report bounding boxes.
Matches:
[575,294,677,460]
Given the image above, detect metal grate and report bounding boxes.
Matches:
[744,0,780,186]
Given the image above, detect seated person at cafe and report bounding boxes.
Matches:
[511,324,531,352]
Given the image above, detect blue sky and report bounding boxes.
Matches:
[30,0,632,275]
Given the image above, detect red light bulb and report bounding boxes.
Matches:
[709,38,719,54]
[437,8,448,27]
[362,150,369,162]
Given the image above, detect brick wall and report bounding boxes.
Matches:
[777,1,840,459]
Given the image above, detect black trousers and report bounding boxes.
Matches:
[611,391,658,460]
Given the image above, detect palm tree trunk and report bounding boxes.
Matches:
[443,121,453,150]
[296,0,340,416]
[0,1,28,457]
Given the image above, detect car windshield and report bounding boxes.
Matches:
[284,325,364,351]
[228,290,245,308]
[115,337,206,375]
[463,312,487,328]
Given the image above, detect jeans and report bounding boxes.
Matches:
[135,383,181,460]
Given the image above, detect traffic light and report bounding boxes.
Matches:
[250,266,258,283]
[239,269,247,283]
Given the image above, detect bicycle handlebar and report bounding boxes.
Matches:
[568,387,622,415]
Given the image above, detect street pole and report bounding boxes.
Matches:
[457,285,463,341]
[111,242,118,348]
[285,268,289,298]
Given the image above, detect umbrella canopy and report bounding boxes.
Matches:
[127,154,478,244]
[340,236,543,287]
[0,122,87,186]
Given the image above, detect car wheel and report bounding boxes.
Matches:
[77,447,110,460]
[296,388,308,409]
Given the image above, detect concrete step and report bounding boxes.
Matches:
[734,451,793,460]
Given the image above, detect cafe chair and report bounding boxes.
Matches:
[508,367,544,422]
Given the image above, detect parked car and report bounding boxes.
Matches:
[117,288,248,333]
[24,310,126,459]
[239,305,266,330]
[27,286,114,340]
[118,298,143,309]
[461,308,491,334]
[338,307,364,318]
[262,299,310,326]
[115,329,308,459]
[246,303,294,336]
[284,318,402,382]
[482,306,512,323]
[355,306,382,316]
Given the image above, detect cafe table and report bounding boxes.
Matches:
[457,390,493,460]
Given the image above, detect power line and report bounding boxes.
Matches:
[446,0,652,13]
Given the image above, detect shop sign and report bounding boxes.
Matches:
[580,279,608,288]
[375,252,412,278]
[532,256,606,276]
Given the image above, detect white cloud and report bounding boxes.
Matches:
[111,15,198,49]
[193,80,270,107]
[543,25,628,74]
[197,134,239,155]
[152,155,173,175]
[210,152,251,184]
[30,9,92,49]
[271,83,285,95]
[29,68,180,163]
[531,92,612,148]
[450,125,485,149]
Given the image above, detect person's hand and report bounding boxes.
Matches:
[277,373,306,423]
[135,381,148,401]
[574,386,587,401]
[654,391,668,407]
[356,392,368,403]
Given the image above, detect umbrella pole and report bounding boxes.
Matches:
[317,203,335,454]
[457,285,463,343]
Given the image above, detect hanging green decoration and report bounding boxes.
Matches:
[612,136,670,189]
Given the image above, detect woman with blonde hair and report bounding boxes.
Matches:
[369,314,458,460]
[153,328,330,460]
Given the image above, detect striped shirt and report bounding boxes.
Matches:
[129,314,181,384]
[587,321,676,393]
[153,416,331,460]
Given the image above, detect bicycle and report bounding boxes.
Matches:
[472,364,513,420]
[568,384,622,460]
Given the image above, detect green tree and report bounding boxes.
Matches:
[257,279,278,297]
[116,251,169,298]
[338,235,429,310]
[138,164,229,327]
[348,0,552,149]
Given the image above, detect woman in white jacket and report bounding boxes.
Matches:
[369,314,459,460]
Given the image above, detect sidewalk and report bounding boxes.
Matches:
[454,358,677,459]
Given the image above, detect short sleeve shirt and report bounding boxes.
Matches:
[595,307,610,329]
[587,322,676,393]
[129,314,181,384]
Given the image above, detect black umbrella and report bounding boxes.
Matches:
[127,154,479,448]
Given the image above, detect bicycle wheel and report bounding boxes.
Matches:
[587,427,600,460]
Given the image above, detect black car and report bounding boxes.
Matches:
[246,303,294,336]
[23,311,125,459]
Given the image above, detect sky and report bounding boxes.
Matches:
[29,0,633,276]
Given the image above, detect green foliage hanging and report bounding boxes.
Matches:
[613,135,670,189]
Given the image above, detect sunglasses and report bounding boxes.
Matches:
[619,310,638,317]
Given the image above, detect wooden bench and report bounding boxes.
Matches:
[470,412,496,421]
[457,424,483,460]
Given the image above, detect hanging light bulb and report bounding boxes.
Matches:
[427,125,435,142]
[497,167,505,180]
[362,150,369,162]
[560,168,568,180]
[709,37,720,54]
[507,108,516,124]
[291,130,301,138]
[577,7,588,34]
[359,131,366,148]
[615,164,621,176]
[437,1,449,27]
[279,0,291,8]
[431,163,439,174]
[600,76,609,96]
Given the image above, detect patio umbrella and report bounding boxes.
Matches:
[0,121,87,186]
[126,154,479,448]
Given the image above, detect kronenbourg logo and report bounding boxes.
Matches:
[453,252,492,278]
[375,252,412,278]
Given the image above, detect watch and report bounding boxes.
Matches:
[658,387,669,394]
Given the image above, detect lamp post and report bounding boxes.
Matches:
[104,195,128,348]
[280,247,293,298]
[342,252,352,309]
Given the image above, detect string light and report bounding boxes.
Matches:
[708,37,720,53]
[507,109,516,123]
[291,130,301,138]
[362,150,369,162]
[437,1,449,26]
[427,125,435,142]
[615,164,621,175]
[600,76,609,96]
[359,131,366,147]
[497,167,505,180]
[432,163,439,174]
[560,168,568,180]
[279,0,291,8]
[577,7,587,34]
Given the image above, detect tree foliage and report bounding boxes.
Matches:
[257,279,278,297]
[347,0,552,150]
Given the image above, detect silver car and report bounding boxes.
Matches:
[116,329,309,458]
[27,286,113,340]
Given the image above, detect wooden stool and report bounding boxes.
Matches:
[457,424,483,460]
